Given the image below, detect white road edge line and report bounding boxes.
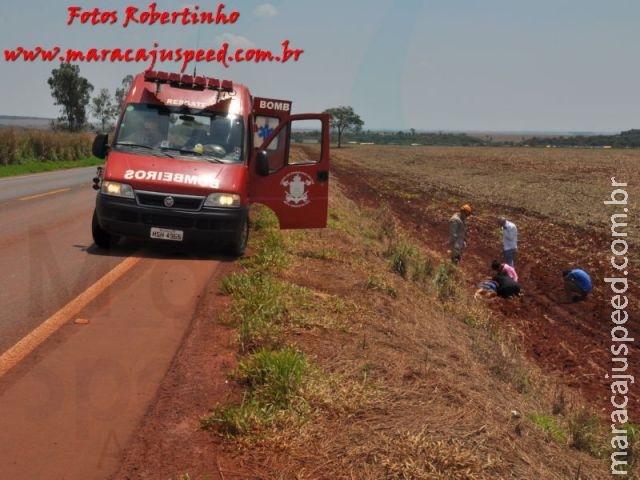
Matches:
[0,256,141,379]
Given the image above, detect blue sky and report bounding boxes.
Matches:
[1,0,639,133]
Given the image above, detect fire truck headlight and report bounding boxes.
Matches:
[101,181,135,199]
[204,193,241,208]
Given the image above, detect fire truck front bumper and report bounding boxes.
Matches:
[95,194,248,245]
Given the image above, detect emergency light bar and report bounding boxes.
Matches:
[144,70,234,93]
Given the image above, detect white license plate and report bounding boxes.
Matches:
[150,227,184,241]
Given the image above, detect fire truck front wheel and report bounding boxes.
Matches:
[227,213,249,257]
[92,210,120,249]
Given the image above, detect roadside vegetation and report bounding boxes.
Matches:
[201,206,368,439]
[197,175,623,478]
[0,128,99,176]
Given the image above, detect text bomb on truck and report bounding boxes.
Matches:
[91,70,330,256]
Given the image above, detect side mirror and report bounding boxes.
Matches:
[256,150,270,176]
[92,133,109,159]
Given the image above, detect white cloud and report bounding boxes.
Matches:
[253,4,278,18]
[215,33,255,51]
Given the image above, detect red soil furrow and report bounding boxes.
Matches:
[334,161,639,414]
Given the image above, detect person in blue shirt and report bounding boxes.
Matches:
[562,269,592,301]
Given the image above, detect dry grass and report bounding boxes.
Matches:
[220,177,615,479]
[332,144,640,243]
[0,128,93,165]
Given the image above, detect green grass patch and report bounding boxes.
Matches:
[0,157,103,177]
[201,398,277,437]
[366,275,397,298]
[237,347,308,407]
[327,207,363,237]
[245,206,297,268]
[386,237,433,283]
[527,412,567,444]
[433,261,459,300]
[463,314,479,327]
[202,347,311,436]
[298,247,338,261]
[220,271,290,352]
[568,409,602,456]
[249,204,280,231]
[397,191,420,200]
[239,228,288,273]
[448,195,461,205]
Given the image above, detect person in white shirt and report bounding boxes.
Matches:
[498,216,518,267]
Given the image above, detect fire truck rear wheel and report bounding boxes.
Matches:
[228,214,249,257]
[92,210,120,249]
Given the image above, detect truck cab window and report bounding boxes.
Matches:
[289,119,323,164]
[117,106,169,148]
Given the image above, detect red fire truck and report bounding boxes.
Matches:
[91,70,330,256]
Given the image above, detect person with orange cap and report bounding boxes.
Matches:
[449,204,472,264]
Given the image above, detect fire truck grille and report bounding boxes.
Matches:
[136,191,205,211]
[137,213,236,231]
[140,213,195,229]
[101,205,238,232]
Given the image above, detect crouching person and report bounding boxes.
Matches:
[492,271,521,298]
[562,268,592,301]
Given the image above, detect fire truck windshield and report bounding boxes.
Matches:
[114,103,244,163]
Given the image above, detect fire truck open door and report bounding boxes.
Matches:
[249,113,330,229]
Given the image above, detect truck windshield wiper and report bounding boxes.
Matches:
[161,146,199,155]
[159,147,224,163]
[114,142,154,150]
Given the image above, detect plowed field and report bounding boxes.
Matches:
[332,144,639,414]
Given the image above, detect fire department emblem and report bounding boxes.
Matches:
[281,172,313,207]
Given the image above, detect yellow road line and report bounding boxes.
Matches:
[0,256,141,379]
[18,188,71,201]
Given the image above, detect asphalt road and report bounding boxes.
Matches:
[0,166,98,203]
[0,167,228,478]
[0,166,113,354]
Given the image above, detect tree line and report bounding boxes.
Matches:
[47,62,640,149]
[47,62,132,132]
[520,129,640,148]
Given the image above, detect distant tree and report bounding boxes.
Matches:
[47,62,93,131]
[91,88,116,132]
[324,106,364,148]
[114,74,134,114]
